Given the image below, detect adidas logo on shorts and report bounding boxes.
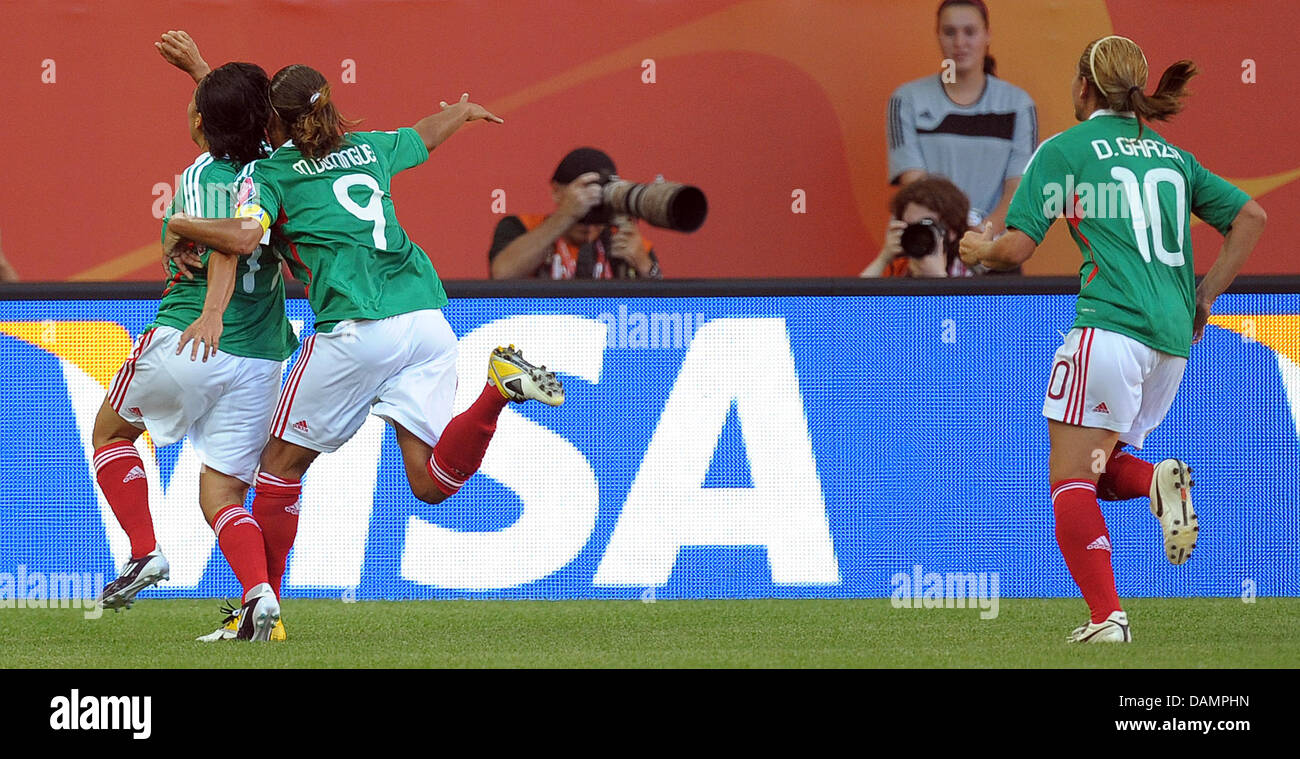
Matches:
[129,407,142,416]
[1091,402,1110,414]
[293,420,309,433]
[122,466,146,484]
[1086,535,1112,552]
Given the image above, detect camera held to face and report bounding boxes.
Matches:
[580,173,709,233]
[899,218,947,258]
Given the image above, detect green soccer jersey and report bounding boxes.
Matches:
[1005,112,1250,357]
[154,153,299,361]
[236,128,448,333]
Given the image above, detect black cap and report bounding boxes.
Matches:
[552,147,616,184]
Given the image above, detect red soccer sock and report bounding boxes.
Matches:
[92,441,156,560]
[251,472,302,600]
[211,504,269,601]
[427,382,509,496]
[1097,445,1155,501]
[1052,479,1122,624]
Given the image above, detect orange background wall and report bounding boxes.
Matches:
[0,0,1295,281]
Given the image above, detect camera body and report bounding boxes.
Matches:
[899,218,947,259]
[580,173,708,233]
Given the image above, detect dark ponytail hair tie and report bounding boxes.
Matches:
[1128,85,1142,96]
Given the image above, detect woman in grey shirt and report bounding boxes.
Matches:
[886,0,1037,234]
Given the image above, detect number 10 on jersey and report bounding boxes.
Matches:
[1109,166,1186,267]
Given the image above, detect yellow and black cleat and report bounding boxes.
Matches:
[196,600,287,642]
[487,345,564,406]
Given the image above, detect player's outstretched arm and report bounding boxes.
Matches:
[165,212,264,259]
[1193,199,1267,342]
[176,251,237,362]
[413,93,503,153]
[156,30,210,83]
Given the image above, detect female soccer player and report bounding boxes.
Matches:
[887,0,1037,236]
[960,35,1266,642]
[163,65,563,622]
[93,59,299,642]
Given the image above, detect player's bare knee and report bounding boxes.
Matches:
[259,437,317,480]
[90,429,114,450]
[411,480,449,505]
[91,406,141,449]
[199,466,249,505]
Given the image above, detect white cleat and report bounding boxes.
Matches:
[1068,610,1132,643]
[97,549,170,611]
[197,599,287,642]
[196,599,241,642]
[1150,459,1197,565]
[235,583,281,642]
[488,345,564,406]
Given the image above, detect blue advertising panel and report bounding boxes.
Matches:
[1,293,1296,600]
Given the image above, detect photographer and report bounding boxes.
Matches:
[489,148,662,279]
[862,177,1014,278]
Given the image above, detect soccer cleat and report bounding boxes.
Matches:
[235,583,281,642]
[98,549,170,611]
[197,601,287,642]
[1067,610,1132,643]
[1150,459,1197,565]
[195,600,241,642]
[487,345,564,406]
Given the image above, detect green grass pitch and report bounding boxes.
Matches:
[2,597,1297,668]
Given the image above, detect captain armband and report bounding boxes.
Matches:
[236,204,273,244]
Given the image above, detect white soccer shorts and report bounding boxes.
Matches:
[1042,326,1187,448]
[107,325,283,483]
[272,309,459,453]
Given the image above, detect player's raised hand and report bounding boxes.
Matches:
[156,30,210,81]
[959,222,995,266]
[177,310,223,362]
[439,92,504,124]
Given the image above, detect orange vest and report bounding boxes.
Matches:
[516,214,652,280]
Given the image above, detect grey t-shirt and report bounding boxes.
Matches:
[887,74,1037,221]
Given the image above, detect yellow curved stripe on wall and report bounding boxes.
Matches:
[0,321,134,389]
[1208,315,1300,365]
